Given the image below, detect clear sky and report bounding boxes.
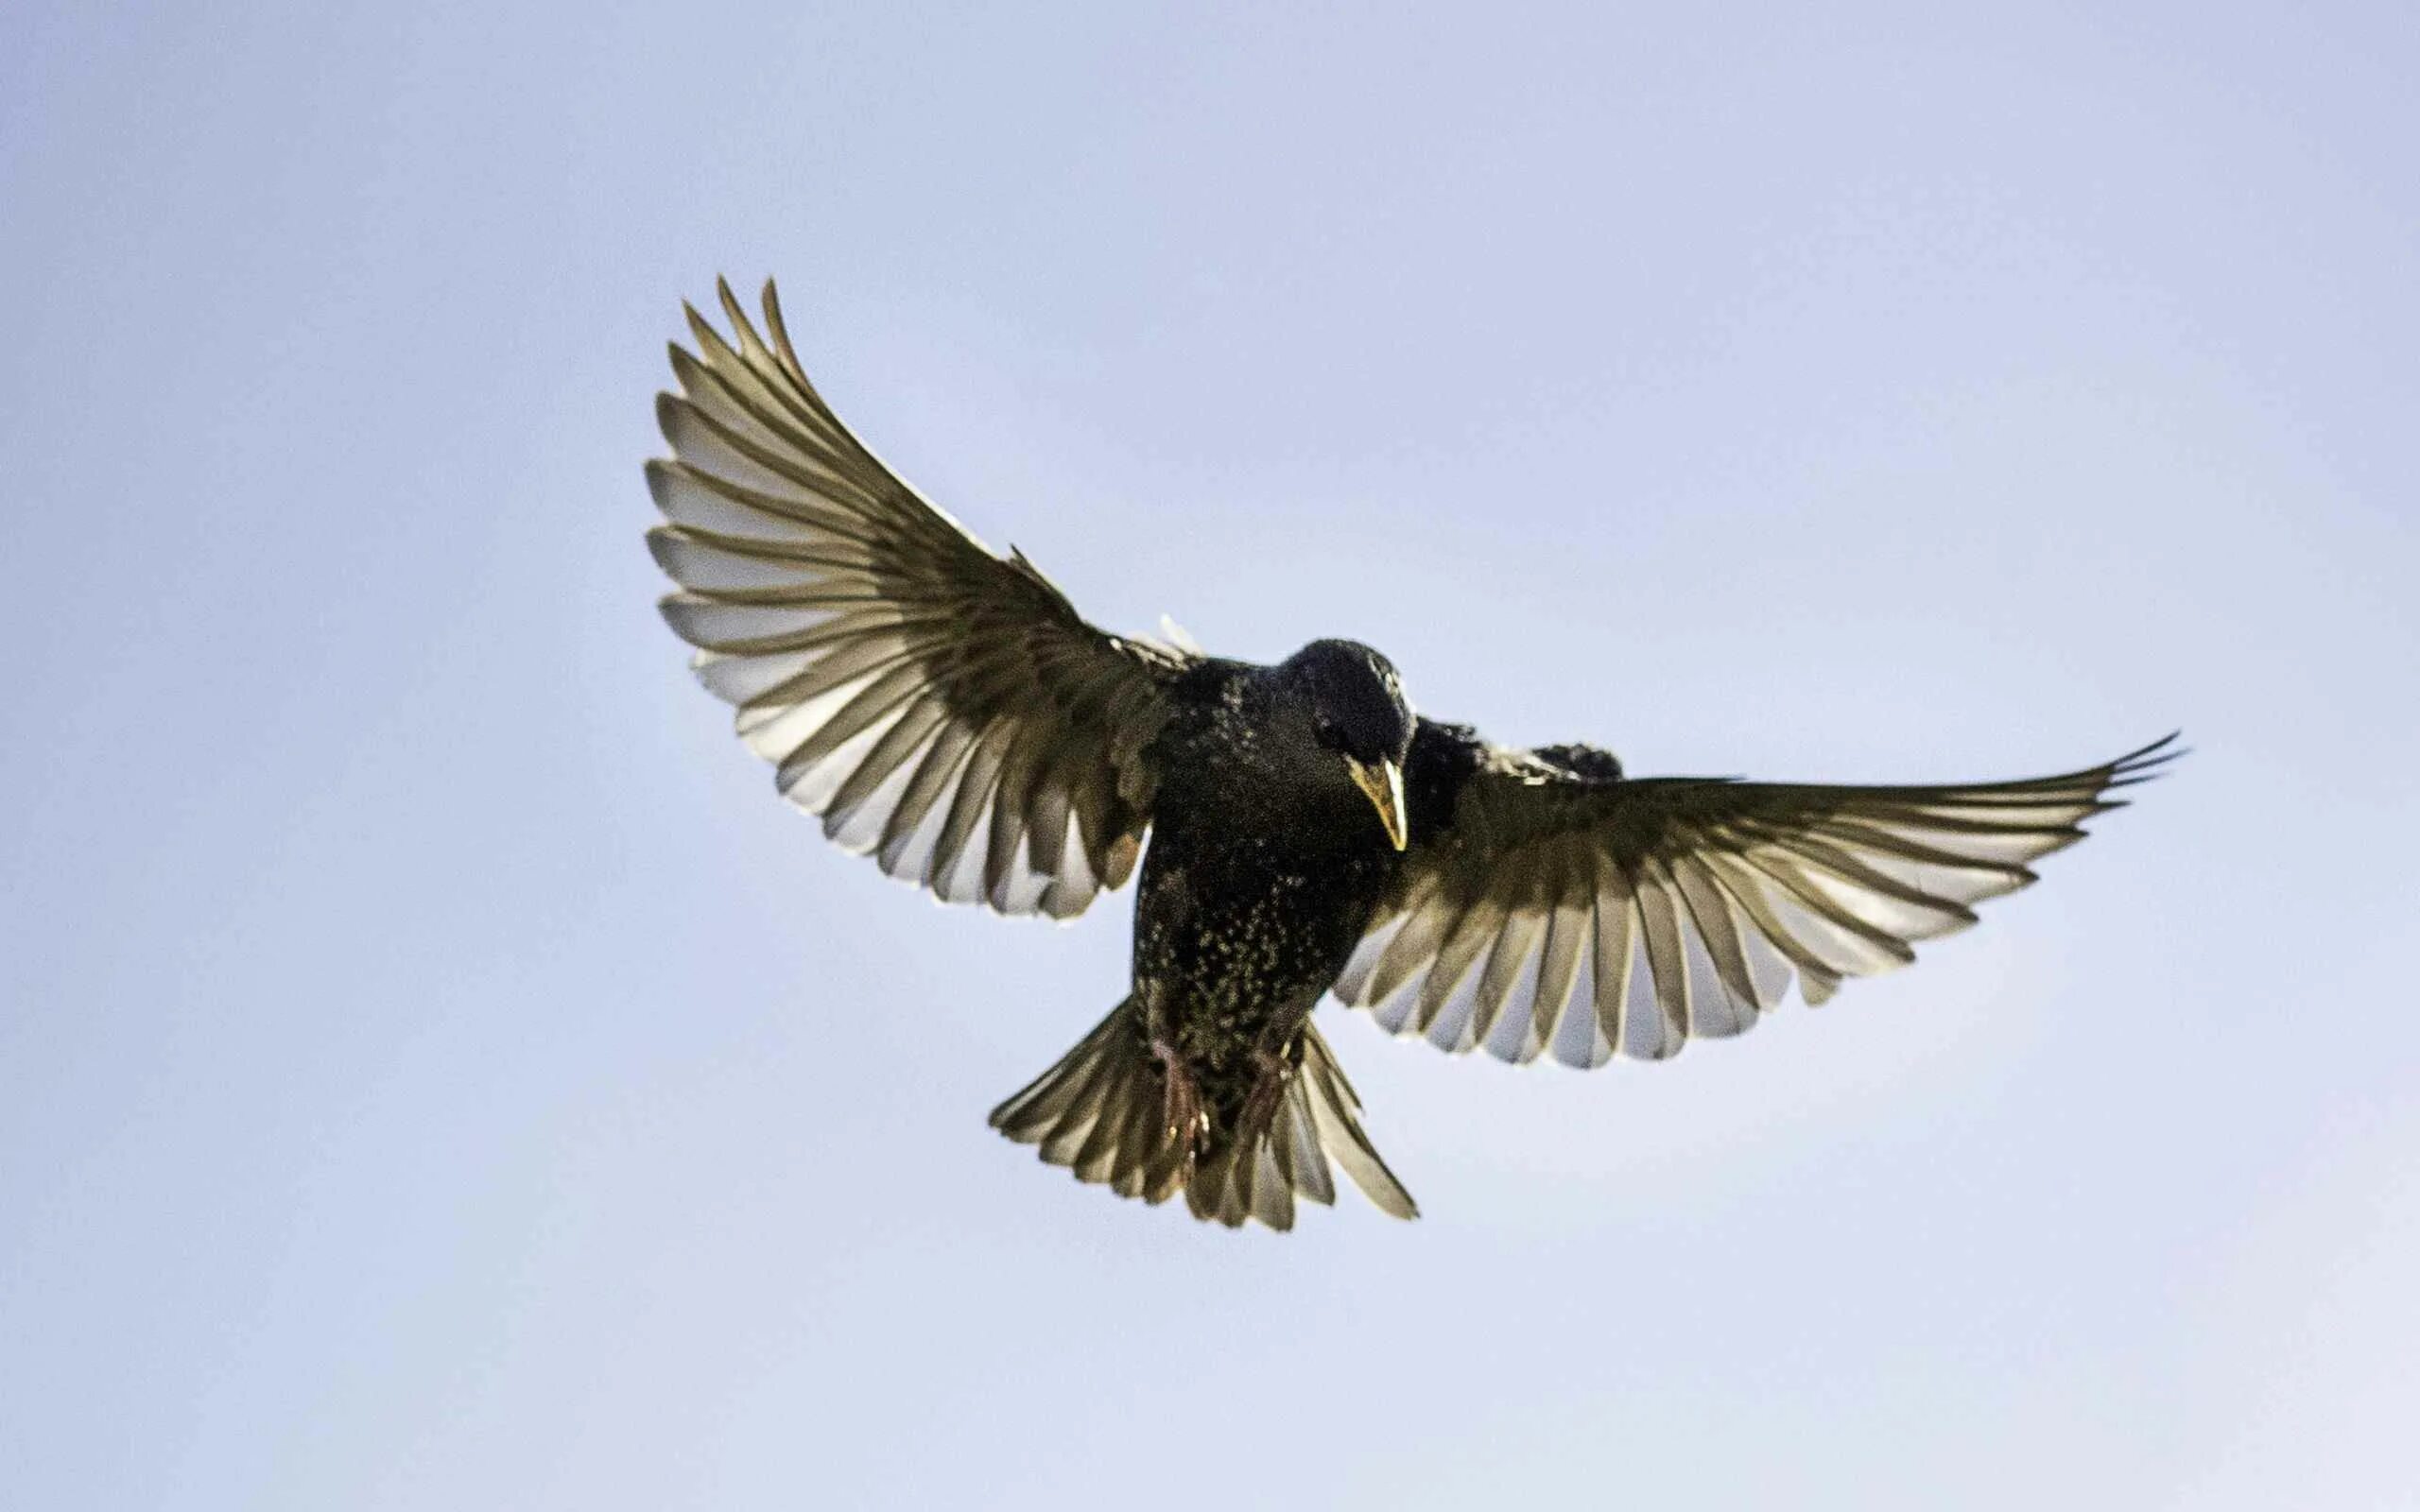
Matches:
[4,3,2414,1507]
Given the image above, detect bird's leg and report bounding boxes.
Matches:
[1139,989,1207,1150]
[1236,1032,1297,1143]
[1150,1037,1206,1148]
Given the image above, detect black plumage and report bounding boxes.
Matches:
[647,279,2179,1230]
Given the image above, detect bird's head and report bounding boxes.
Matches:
[1277,639,1414,850]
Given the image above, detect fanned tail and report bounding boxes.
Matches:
[988,1000,1192,1207]
[1183,1023,1421,1230]
[988,1004,1419,1231]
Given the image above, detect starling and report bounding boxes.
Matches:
[646,279,2178,1230]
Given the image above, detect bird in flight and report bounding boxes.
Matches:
[646,278,2177,1230]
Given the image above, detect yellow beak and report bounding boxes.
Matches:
[1347,756,1409,851]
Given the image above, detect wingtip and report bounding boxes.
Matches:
[710,275,769,354]
[2107,730,2188,784]
[754,276,809,381]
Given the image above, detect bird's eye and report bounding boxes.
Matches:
[1313,714,1340,747]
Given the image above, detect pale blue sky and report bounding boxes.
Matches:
[4,3,2415,1508]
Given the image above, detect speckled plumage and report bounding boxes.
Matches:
[1129,654,1411,1212]
[648,279,2178,1230]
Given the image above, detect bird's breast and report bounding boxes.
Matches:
[1134,819,1397,1040]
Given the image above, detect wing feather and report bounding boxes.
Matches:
[1339,723,2178,1066]
[648,279,1195,917]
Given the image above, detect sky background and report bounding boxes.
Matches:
[4,3,2416,1507]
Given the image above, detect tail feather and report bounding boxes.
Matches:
[988,1001,1418,1230]
[1299,1027,1416,1220]
[994,1003,1191,1205]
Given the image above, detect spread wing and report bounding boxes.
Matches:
[1334,723,2179,1064]
[646,279,1195,919]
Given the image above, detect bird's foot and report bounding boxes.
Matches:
[1150,1037,1208,1149]
[1237,1042,1293,1142]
